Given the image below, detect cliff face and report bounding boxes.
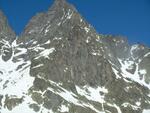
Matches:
[0,0,150,113]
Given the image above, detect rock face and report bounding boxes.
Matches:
[0,11,16,62]
[0,0,150,113]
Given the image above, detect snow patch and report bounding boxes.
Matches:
[139,69,147,75]
[32,64,44,69]
[44,40,51,44]
[121,102,140,110]
[66,9,73,19]
[44,25,51,34]
[118,58,150,89]
[0,45,35,112]
[143,109,150,113]
[84,27,90,33]
[136,101,141,106]
[144,52,150,58]
[59,105,69,112]
[0,53,34,98]
[112,67,121,79]
[76,86,108,103]
[35,48,55,59]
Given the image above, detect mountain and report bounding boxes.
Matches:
[0,0,150,113]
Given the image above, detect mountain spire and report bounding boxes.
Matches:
[0,10,16,42]
[54,0,67,3]
[0,10,4,16]
[0,10,7,27]
[53,0,67,6]
[49,0,77,12]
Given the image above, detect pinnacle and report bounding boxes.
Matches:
[0,10,7,25]
[0,10,4,18]
[53,0,67,7]
[54,0,67,4]
[49,0,76,12]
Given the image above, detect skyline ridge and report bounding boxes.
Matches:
[0,0,150,46]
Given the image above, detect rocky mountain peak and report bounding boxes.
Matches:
[0,10,16,62]
[50,0,75,11]
[53,0,67,6]
[20,0,95,47]
[0,10,8,33]
[0,10,6,22]
[0,10,5,21]
[0,10,16,42]
[0,1,150,113]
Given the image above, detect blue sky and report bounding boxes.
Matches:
[0,0,150,46]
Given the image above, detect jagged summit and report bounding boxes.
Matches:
[0,10,8,31]
[0,10,15,43]
[0,10,5,19]
[53,0,67,5]
[49,0,76,11]
[20,0,95,46]
[0,10,4,18]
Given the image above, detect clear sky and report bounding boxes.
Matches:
[0,0,150,46]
